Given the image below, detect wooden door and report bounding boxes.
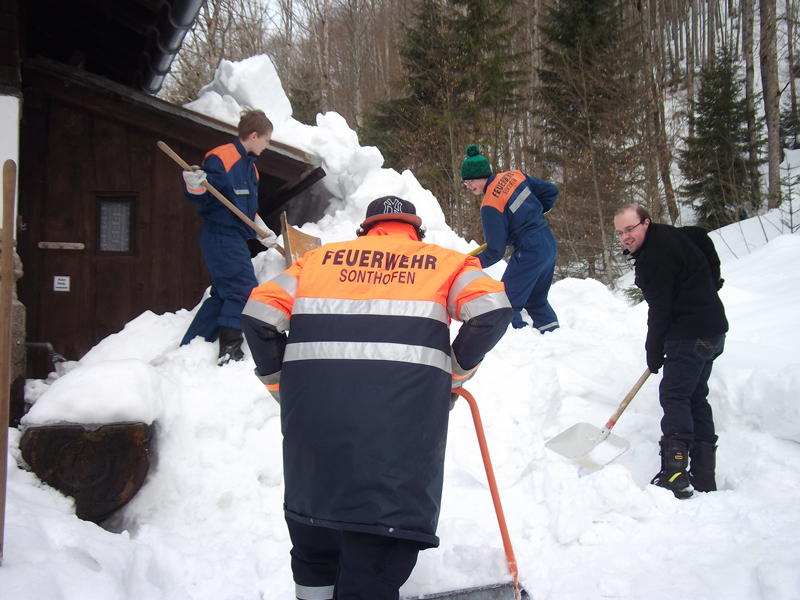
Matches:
[18,95,209,378]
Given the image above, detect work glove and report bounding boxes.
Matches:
[450,392,460,411]
[450,356,480,410]
[183,167,207,193]
[255,368,281,404]
[646,349,664,375]
[254,214,278,248]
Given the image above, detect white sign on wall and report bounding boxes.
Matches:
[53,276,70,292]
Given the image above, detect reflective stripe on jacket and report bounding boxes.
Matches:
[241,221,512,547]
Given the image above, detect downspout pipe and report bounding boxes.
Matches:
[137,0,205,95]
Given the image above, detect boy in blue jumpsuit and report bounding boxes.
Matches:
[181,109,277,364]
[461,144,560,332]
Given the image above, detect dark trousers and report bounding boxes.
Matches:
[286,518,420,600]
[659,334,725,446]
[502,227,559,331]
[181,225,258,345]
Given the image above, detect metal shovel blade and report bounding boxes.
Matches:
[403,581,530,599]
[545,422,630,470]
[545,369,650,470]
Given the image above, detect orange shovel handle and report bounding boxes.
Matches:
[452,387,520,599]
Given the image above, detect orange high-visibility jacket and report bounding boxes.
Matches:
[240,221,512,547]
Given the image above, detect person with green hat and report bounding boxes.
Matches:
[461,144,560,332]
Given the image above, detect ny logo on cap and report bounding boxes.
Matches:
[383,197,404,214]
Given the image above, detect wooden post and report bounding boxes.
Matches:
[0,160,17,565]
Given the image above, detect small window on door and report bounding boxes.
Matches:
[96,196,136,255]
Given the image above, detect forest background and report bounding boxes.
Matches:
[160,0,800,285]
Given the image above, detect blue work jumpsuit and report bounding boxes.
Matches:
[181,138,260,345]
[477,171,559,331]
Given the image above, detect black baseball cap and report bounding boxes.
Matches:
[361,196,423,229]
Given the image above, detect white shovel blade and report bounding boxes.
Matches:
[545,422,630,469]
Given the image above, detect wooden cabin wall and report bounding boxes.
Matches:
[18,91,212,378]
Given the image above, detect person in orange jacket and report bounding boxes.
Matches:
[240,196,513,600]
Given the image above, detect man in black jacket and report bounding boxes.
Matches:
[679,226,724,290]
[614,204,728,498]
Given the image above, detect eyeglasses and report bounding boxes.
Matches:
[462,180,473,187]
[615,221,644,238]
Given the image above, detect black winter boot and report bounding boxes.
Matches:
[651,437,693,499]
[217,326,245,365]
[689,441,718,492]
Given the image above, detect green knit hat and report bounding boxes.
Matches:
[460,144,492,180]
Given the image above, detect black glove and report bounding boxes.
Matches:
[450,392,459,411]
[646,350,664,374]
[717,277,724,291]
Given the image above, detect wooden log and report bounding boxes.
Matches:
[20,422,152,523]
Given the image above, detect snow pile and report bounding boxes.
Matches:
[2,55,800,600]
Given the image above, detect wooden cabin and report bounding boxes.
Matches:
[1,0,329,385]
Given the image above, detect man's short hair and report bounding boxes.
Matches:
[616,203,651,222]
[238,109,273,140]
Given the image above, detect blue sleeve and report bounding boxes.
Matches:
[477,205,508,268]
[526,175,558,213]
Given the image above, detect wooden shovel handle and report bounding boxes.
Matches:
[468,243,486,257]
[157,141,276,243]
[603,368,651,430]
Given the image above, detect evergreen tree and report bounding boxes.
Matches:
[361,0,462,227]
[679,47,763,229]
[448,0,526,144]
[288,70,323,126]
[361,0,524,241]
[536,0,645,283]
[780,96,800,150]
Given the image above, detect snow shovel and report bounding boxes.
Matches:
[420,387,530,600]
[280,211,322,268]
[468,243,487,257]
[156,141,285,254]
[545,369,651,470]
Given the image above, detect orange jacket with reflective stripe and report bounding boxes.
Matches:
[241,221,512,547]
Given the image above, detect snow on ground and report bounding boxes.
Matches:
[2,55,800,600]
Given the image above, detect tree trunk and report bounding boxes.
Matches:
[760,0,782,208]
[742,0,761,204]
[577,52,612,283]
[687,0,696,139]
[639,0,678,222]
[788,0,798,149]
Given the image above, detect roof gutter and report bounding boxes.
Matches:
[137,0,205,95]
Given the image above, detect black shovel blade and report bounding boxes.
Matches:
[402,581,530,599]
